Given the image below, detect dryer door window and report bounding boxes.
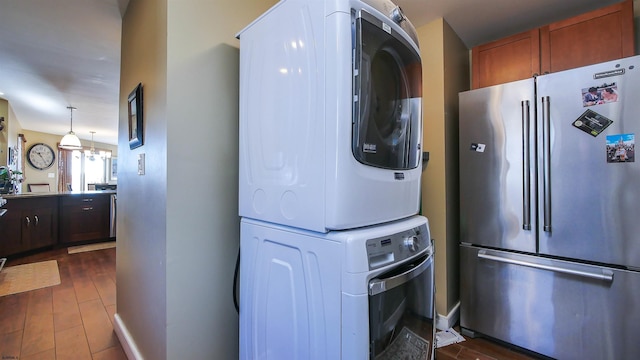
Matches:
[353,12,422,170]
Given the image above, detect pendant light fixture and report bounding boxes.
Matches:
[59,106,82,150]
[83,131,112,160]
[85,131,97,161]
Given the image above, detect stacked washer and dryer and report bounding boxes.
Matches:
[237,0,434,359]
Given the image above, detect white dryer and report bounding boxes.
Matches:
[237,0,423,233]
[239,216,434,360]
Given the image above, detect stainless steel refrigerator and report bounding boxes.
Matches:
[459,55,640,360]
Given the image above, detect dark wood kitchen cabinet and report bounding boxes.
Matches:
[472,0,634,89]
[0,196,58,256]
[59,193,110,244]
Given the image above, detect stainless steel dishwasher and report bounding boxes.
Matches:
[0,195,6,272]
[109,193,116,238]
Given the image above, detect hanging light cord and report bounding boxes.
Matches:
[67,106,77,133]
[90,131,96,152]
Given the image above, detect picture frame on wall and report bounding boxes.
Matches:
[128,82,143,149]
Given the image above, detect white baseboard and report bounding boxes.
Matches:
[435,301,460,331]
[113,304,459,358]
[114,313,144,360]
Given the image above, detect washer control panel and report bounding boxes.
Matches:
[365,222,431,270]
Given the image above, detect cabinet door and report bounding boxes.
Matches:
[0,197,58,256]
[29,206,57,249]
[22,198,58,251]
[0,207,26,256]
[472,29,540,89]
[540,0,634,74]
[60,195,110,243]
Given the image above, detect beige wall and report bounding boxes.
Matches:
[418,18,469,324]
[116,0,276,358]
[0,98,117,192]
[21,131,64,191]
[18,130,117,192]
[442,19,470,315]
[5,104,21,155]
[0,100,20,170]
[0,99,118,192]
[5,104,23,182]
[0,99,7,166]
[117,0,168,358]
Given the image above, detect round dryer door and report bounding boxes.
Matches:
[353,11,422,170]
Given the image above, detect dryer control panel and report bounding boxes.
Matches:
[365,222,431,270]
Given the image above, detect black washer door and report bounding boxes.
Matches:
[353,11,422,170]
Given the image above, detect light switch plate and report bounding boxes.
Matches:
[138,153,145,175]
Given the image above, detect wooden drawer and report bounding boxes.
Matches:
[61,194,110,207]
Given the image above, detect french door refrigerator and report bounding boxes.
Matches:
[459,55,640,360]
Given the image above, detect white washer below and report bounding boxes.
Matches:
[239,215,434,360]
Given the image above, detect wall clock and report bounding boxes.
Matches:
[27,143,56,170]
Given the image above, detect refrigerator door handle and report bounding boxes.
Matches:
[521,100,531,231]
[478,250,614,282]
[542,96,552,232]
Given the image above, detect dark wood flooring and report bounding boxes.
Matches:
[0,245,125,360]
[436,329,541,360]
[1,245,543,360]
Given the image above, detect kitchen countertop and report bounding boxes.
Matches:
[1,190,116,199]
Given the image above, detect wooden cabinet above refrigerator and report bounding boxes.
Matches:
[472,0,635,89]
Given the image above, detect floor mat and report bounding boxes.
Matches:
[0,260,60,296]
[376,326,431,360]
[68,241,116,254]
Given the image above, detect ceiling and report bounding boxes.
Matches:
[0,0,127,146]
[0,0,628,145]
